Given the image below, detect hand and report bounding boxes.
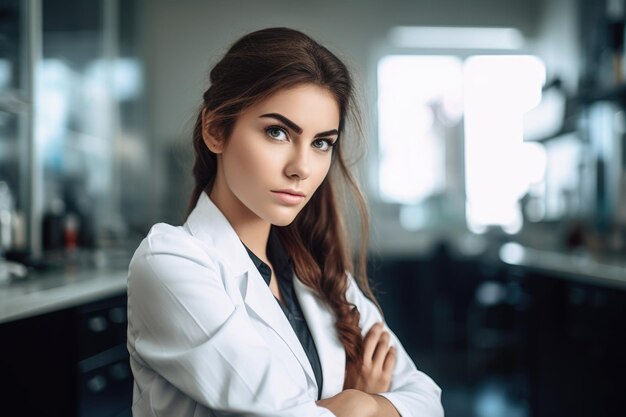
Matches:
[316,389,378,417]
[343,322,396,393]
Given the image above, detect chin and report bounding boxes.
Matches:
[269,214,297,227]
[265,207,302,227]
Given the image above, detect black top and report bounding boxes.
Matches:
[242,227,324,400]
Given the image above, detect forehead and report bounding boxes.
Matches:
[243,84,340,129]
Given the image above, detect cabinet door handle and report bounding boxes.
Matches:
[87,316,108,332]
[87,374,107,393]
[108,307,126,324]
[109,362,130,380]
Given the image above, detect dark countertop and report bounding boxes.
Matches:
[0,267,127,324]
[369,227,626,291]
[498,242,626,290]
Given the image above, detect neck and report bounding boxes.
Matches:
[236,220,271,261]
[208,178,271,261]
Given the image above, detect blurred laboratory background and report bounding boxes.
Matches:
[1,0,625,416]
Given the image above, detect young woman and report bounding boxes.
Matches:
[127,27,443,417]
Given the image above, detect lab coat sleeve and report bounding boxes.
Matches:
[345,272,444,417]
[127,226,335,417]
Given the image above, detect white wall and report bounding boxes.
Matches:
[532,0,581,93]
[143,0,541,139]
[139,0,562,254]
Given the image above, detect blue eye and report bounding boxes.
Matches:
[265,126,288,141]
[313,139,335,152]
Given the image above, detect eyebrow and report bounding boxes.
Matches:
[259,113,339,138]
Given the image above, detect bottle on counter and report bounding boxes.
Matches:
[0,181,27,281]
[76,195,96,249]
[0,181,14,252]
[42,196,66,251]
[64,213,79,252]
[0,181,25,253]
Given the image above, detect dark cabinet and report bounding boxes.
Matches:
[524,274,626,417]
[369,251,626,417]
[0,293,132,417]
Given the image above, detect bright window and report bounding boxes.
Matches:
[377,55,463,204]
[377,54,546,233]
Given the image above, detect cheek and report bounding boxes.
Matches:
[306,158,332,197]
[223,136,274,189]
[315,158,332,183]
[234,146,263,175]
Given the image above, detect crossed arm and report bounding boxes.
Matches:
[315,273,444,417]
[315,322,401,417]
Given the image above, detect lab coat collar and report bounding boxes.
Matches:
[293,277,346,398]
[185,190,253,277]
[185,191,345,396]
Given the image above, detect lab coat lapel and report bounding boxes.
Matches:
[293,276,346,398]
[185,191,317,388]
[242,267,318,388]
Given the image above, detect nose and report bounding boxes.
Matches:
[284,145,311,180]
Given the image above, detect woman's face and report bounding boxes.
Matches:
[209,83,340,226]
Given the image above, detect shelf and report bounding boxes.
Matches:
[0,90,30,114]
[577,84,626,105]
[529,84,626,143]
[532,126,579,144]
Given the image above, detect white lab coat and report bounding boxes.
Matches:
[126,191,443,417]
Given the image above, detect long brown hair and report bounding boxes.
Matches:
[186,27,380,384]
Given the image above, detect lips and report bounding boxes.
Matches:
[271,190,306,205]
[272,189,306,197]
